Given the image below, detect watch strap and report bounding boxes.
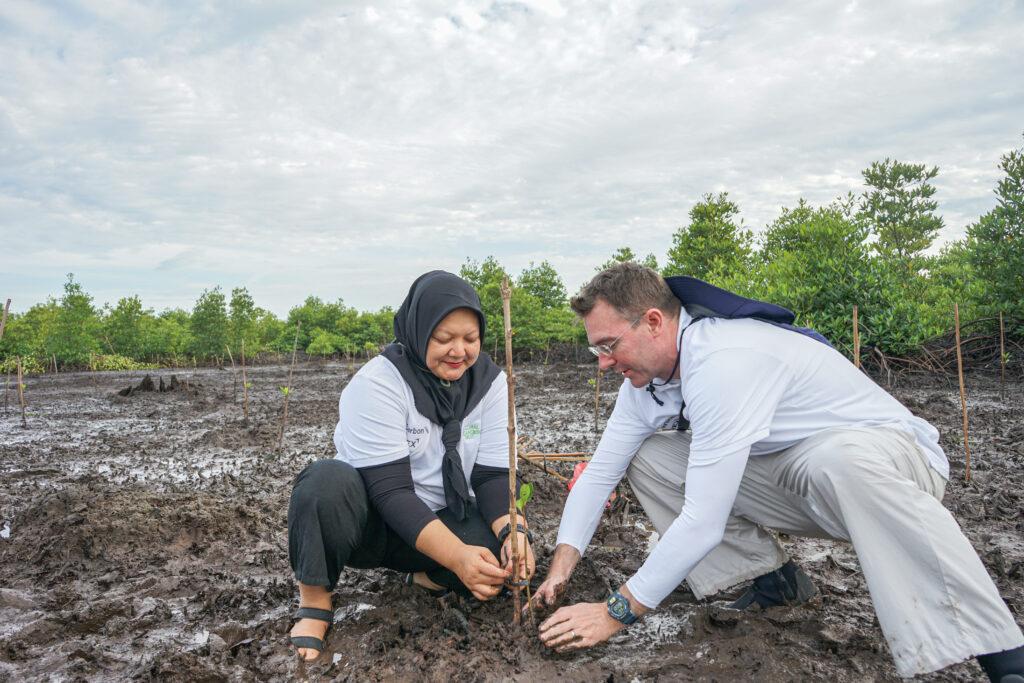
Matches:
[497,523,533,547]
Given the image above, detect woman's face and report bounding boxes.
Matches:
[425,308,481,382]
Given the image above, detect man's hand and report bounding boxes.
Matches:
[538,601,624,652]
[528,543,580,613]
[500,531,536,583]
[452,545,509,601]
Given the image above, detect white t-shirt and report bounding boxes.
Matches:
[556,307,947,608]
[333,355,510,511]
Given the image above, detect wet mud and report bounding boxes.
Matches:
[1,362,1021,681]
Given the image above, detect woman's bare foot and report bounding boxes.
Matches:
[290,583,332,661]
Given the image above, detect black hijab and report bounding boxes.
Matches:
[382,271,501,521]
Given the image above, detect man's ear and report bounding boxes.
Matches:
[644,308,665,336]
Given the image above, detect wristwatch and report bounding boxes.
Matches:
[606,590,638,625]
[497,523,533,547]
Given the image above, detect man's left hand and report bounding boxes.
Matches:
[538,601,624,652]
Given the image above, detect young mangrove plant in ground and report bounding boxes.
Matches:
[277,322,301,452]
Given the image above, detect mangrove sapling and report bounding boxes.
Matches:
[953,304,971,481]
[277,322,301,451]
[497,276,524,626]
[241,340,250,427]
[999,312,1006,401]
[17,356,27,428]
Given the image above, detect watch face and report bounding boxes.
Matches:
[608,595,627,618]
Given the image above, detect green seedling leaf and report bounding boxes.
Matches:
[516,482,534,512]
[244,382,252,389]
[279,386,291,396]
[587,378,596,387]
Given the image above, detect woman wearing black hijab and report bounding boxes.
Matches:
[287,271,535,660]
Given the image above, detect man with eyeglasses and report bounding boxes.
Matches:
[530,262,1023,682]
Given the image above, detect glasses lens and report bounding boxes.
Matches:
[588,346,601,357]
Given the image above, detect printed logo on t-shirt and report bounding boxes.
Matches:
[463,423,481,440]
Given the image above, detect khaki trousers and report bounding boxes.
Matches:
[627,426,1024,677]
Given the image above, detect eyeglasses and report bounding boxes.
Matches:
[588,316,643,357]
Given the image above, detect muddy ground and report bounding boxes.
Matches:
[1,360,1021,682]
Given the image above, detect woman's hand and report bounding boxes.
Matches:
[452,545,508,601]
[500,531,536,584]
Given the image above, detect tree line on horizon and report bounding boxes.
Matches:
[2,135,1021,374]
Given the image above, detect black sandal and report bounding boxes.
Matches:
[290,607,334,657]
[403,572,450,598]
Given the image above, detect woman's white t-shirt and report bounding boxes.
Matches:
[333,355,510,511]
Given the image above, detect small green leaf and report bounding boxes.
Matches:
[279,386,291,396]
[516,482,534,512]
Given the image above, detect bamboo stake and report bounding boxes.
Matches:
[17,356,27,428]
[241,340,250,427]
[0,298,10,341]
[999,311,1006,402]
[953,304,971,481]
[2,299,10,416]
[225,345,238,403]
[520,456,570,481]
[500,276,524,624]
[52,354,58,374]
[853,305,861,369]
[594,367,602,433]
[278,322,301,451]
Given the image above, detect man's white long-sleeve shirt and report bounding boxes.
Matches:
[555,307,946,609]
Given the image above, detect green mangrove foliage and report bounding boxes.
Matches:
[2,137,1022,370]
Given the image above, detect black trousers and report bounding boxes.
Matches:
[287,458,502,595]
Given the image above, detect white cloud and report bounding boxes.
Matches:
[1,0,1022,314]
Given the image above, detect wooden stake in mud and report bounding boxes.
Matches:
[500,277,525,625]
[277,322,301,451]
[953,304,971,481]
[594,367,602,433]
[17,356,27,428]
[0,298,10,342]
[52,354,58,374]
[999,313,1007,403]
[852,305,861,369]
[1,299,9,415]
[241,340,250,427]
[225,345,238,403]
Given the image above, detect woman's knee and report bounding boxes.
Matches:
[291,459,364,509]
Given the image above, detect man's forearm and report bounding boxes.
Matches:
[548,543,582,580]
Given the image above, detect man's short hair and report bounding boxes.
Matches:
[570,262,680,320]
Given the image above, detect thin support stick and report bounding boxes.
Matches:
[241,340,250,427]
[594,366,601,433]
[3,369,9,416]
[17,356,27,428]
[0,298,10,342]
[278,322,301,451]
[52,354,58,374]
[953,304,971,481]
[999,311,1006,402]
[853,304,860,369]
[225,345,238,403]
[500,276,523,625]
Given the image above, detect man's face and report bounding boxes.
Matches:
[583,299,666,388]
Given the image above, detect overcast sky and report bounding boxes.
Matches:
[1,0,1022,317]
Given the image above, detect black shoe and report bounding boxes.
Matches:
[728,560,817,610]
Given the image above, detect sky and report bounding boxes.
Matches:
[1,0,1022,317]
